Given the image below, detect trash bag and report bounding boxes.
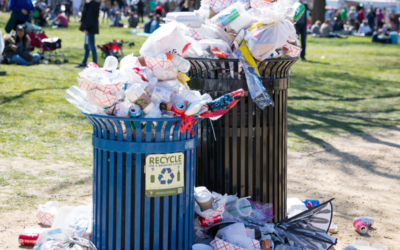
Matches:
[51,204,93,240]
[139,22,202,58]
[36,201,58,226]
[244,19,298,60]
[33,228,97,250]
[199,39,234,59]
[247,2,287,24]
[216,223,254,249]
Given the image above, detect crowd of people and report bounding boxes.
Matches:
[311,6,400,38]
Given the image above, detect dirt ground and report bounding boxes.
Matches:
[0,127,399,249]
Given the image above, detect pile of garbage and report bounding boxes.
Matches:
[66,54,244,134]
[161,0,303,61]
[192,187,337,250]
[19,201,95,249]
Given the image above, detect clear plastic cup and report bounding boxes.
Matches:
[225,198,252,217]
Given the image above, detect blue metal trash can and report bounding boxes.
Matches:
[84,114,200,250]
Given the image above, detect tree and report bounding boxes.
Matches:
[312,0,326,24]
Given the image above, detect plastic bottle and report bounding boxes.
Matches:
[151,87,173,103]
[210,2,246,28]
[65,86,100,114]
[170,54,191,73]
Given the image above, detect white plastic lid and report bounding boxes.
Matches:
[194,186,211,203]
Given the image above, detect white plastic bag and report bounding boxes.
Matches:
[199,39,233,59]
[244,19,298,60]
[139,22,202,58]
[247,2,287,24]
[216,223,253,249]
[36,201,58,226]
[183,23,232,45]
[33,228,96,250]
[51,204,93,240]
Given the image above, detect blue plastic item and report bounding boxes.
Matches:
[85,113,201,250]
[389,31,398,44]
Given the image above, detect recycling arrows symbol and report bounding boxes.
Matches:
[158,168,174,185]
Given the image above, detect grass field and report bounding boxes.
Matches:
[1,13,400,166]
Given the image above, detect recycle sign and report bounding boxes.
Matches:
[158,168,174,185]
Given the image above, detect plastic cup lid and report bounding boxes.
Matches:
[194,186,211,203]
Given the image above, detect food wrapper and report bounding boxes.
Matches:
[202,0,240,13]
[87,89,120,108]
[194,229,213,244]
[36,201,58,226]
[195,193,227,219]
[250,0,273,8]
[210,237,261,250]
[133,56,175,70]
[77,77,123,96]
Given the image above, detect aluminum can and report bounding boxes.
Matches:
[199,215,223,227]
[18,233,40,246]
[129,104,142,118]
[171,101,187,116]
[303,199,320,209]
[354,217,374,227]
[353,219,368,234]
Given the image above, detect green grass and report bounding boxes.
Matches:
[0,13,400,168]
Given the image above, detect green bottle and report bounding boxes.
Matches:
[177,170,180,182]
[150,175,155,183]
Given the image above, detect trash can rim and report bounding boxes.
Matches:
[184,57,299,63]
[83,112,187,122]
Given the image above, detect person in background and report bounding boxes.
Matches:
[376,8,384,28]
[136,0,144,22]
[5,0,34,33]
[154,5,163,16]
[366,8,375,31]
[181,0,195,11]
[63,0,72,20]
[2,25,40,65]
[321,19,348,38]
[332,17,341,31]
[144,12,153,33]
[150,14,160,33]
[325,9,332,21]
[348,6,356,25]
[358,7,365,22]
[128,10,139,27]
[384,8,391,28]
[72,0,81,22]
[101,0,111,22]
[320,19,332,37]
[168,0,176,13]
[294,0,307,61]
[163,0,169,16]
[112,10,122,26]
[311,20,321,37]
[110,1,120,19]
[340,7,347,22]
[53,10,69,27]
[51,1,62,19]
[77,0,100,68]
[357,19,372,36]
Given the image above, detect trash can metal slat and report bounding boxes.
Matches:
[85,115,200,250]
[186,57,297,223]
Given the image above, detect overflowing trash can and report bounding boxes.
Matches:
[186,57,298,222]
[85,114,200,250]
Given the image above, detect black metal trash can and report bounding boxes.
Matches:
[186,57,298,223]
